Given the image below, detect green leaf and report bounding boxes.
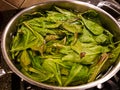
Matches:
[47,11,68,21]
[94,29,113,45]
[88,53,109,82]
[54,6,75,18]
[11,25,43,51]
[20,50,31,66]
[62,52,80,62]
[95,34,108,44]
[64,64,82,86]
[80,54,99,64]
[101,43,120,72]
[108,44,120,63]
[30,55,44,71]
[69,66,89,85]
[79,27,95,43]
[42,58,62,86]
[71,40,82,54]
[62,22,83,33]
[81,16,104,35]
[79,45,110,64]
[30,26,56,36]
[81,10,102,25]
[21,68,53,82]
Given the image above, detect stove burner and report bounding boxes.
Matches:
[10,73,120,90]
[114,0,120,4]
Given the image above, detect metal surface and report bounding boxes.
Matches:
[0,69,6,77]
[97,1,120,24]
[1,0,120,90]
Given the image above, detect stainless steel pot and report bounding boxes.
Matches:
[1,0,120,90]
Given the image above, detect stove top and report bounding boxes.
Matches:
[0,0,120,90]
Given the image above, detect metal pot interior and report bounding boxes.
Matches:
[1,0,120,90]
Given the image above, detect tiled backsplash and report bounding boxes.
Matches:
[0,0,49,30]
[0,0,48,11]
[0,0,16,11]
[3,0,25,8]
[20,0,48,8]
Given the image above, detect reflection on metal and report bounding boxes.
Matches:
[97,1,120,15]
[0,69,6,77]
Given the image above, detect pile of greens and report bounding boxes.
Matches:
[10,6,120,86]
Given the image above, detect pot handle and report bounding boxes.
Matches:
[97,1,120,25]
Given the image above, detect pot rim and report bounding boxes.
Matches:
[1,0,120,90]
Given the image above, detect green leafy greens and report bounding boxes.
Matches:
[10,6,120,86]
